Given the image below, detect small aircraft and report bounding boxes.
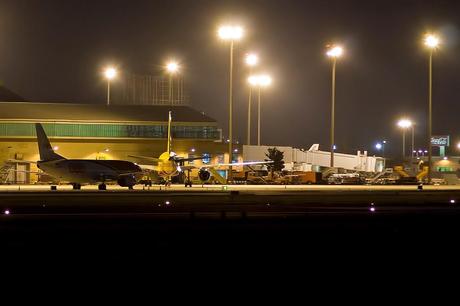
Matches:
[129,111,272,186]
[35,123,144,190]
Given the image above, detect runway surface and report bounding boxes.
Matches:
[0,183,459,215]
[1,183,460,263]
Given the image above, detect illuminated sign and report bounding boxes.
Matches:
[431,135,449,146]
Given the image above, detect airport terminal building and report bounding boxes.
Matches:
[0,101,238,184]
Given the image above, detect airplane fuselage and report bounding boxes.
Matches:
[37,159,143,185]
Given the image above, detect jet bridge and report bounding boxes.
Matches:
[243,144,385,173]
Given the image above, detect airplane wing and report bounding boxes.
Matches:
[175,156,206,163]
[202,160,273,168]
[178,161,272,172]
[128,155,161,163]
[137,164,161,171]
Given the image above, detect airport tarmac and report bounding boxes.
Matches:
[0,183,459,192]
[2,183,460,263]
[0,183,459,215]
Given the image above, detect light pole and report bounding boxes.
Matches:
[218,25,243,183]
[326,45,343,168]
[245,53,259,145]
[411,125,415,161]
[397,118,413,160]
[382,140,387,159]
[104,67,117,106]
[375,141,387,168]
[166,61,179,105]
[424,33,440,184]
[248,74,272,146]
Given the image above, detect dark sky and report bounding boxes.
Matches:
[1,0,460,159]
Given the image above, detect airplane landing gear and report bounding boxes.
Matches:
[128,185,134,190]
[98,183,107,190]
[72,183,81,190]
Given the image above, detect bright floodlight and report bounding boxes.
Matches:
[424,34,440,49]
[248,74,272,87]
[245,53,259,66]
[166,61,179,73]
[259,74,272,87]
[248,75,259,86]
[397,119,413,129]
[326,46,343,58]
[218,25,243,40]
[457,142,460,150]
[375,143,383,150]
[104,67,117,80]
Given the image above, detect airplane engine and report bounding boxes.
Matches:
[198,169,211,182]
[117,174,137,187]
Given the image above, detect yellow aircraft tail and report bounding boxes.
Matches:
[167,111,172,155]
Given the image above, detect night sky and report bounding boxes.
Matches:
[1,0,460,159]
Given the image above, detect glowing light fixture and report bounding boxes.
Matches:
[326,45,343,58]
[104,67,117,80]
[166,61,179,74]
[247,74,272,87]
[424,34,440,49]
[104,66,117,106]
[397,119,413,129]
[218,25,243,40]
[245,53,259,66]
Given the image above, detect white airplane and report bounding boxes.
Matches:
[130,111,272,186]
[35,123,144,190]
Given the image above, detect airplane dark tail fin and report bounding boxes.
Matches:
[35,123,64,161]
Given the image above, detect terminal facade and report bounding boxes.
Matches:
[0,100,241,184]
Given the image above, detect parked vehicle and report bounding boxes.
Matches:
[328,173,364,185]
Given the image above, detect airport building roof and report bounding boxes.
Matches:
[0,86,27,102]
[0,102,216,124]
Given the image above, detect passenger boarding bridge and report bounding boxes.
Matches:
[243,144,385,173]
